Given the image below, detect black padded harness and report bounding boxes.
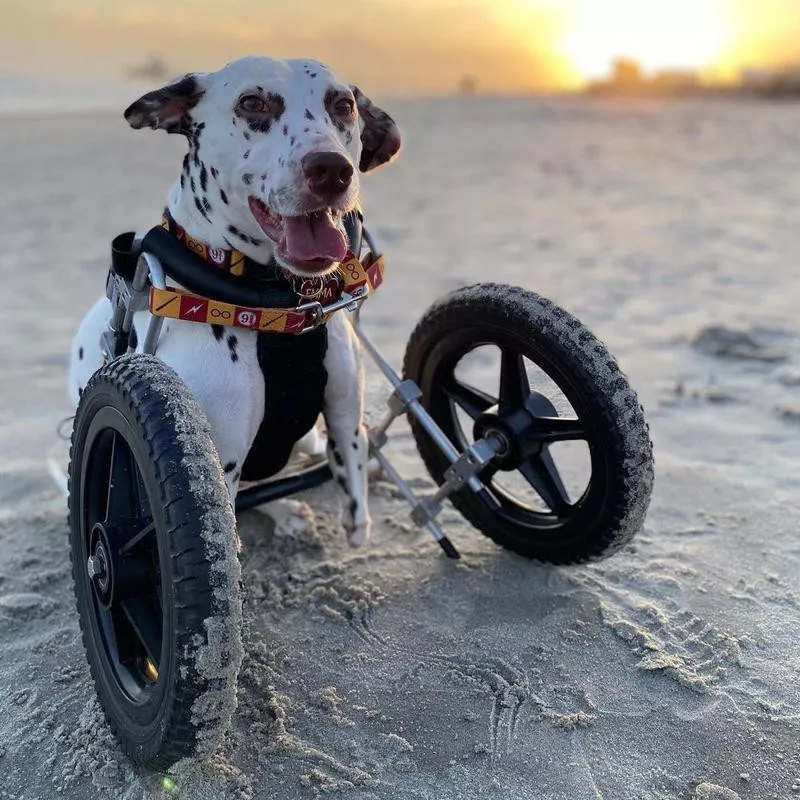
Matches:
[110,212,363,481]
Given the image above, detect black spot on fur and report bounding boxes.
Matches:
[78,347,83,360]
[227,334,238,363]
[328,436,336,449]
[195,196,210,221]
[180,173,185,188]
[210,166,218,179]
[290,135,296,146]
[242,173,253,185]
[337,476,347,490]
[243,130,251,141]
[247,118,272,134]
[211,324,224,341]
[202,196,212,213]
[303,127,310,133]
[190,176,196,193]
[223,461,237,473]
[332,449,344,467]
[310,72,317,78]
[227,225,263,247]
[199,164,208,191]
[219,188,229,204]
[282,124,288,136]
[192,149,201,168]
[304,108,315,121]
[352,441,358,450]
[182,153,190,174]
[243,149,250,159]
[349,499,358,517]
[354,428,360,437]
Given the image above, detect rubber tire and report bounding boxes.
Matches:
[68,354,243,768]
[403,284,654,564]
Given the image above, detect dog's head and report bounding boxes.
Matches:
[124,57,401,274]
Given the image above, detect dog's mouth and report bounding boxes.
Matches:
[248,198,347,273]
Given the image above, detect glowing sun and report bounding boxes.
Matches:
[562,0,728,82]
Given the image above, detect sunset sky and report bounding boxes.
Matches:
[3,0,800,94]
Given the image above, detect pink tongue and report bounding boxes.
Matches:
[283,213,347,262]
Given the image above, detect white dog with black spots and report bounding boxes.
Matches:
[69,56,402,546]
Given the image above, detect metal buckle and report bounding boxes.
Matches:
[295,300,324,333]
[294,287,370,333]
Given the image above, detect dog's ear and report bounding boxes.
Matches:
[352,86,402,172]
[124,73,207,134]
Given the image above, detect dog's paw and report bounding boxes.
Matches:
[345,519,371,548]
[366,456,384,483]
[270,499,316,539]
[293,424,328,460]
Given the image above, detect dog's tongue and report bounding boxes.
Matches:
[283,212,347,262]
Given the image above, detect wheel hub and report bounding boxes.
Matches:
[473,407,542,469]
[88,524,114,602]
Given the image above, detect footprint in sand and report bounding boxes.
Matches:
[0,592,57,620]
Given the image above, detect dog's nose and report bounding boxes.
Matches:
[301,151,354,198]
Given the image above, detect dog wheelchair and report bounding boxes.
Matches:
[58,212,654,767]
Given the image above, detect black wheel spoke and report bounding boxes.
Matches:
[119,521,157,556]
[499,349,530,410]
[518,447,571,514]
[120,598,162,664]
[96,604,123,662]
[444,379,497,420]
[105,432,137,522]
[529,416,586,443]
[527,389,558,417]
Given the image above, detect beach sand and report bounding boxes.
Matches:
[0,96,798,799]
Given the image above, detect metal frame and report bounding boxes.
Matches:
[71,226,504,559]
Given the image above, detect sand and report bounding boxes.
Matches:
[1,95,799,799]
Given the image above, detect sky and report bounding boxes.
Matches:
[2,0,800,95]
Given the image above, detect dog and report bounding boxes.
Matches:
[68,57,401,546]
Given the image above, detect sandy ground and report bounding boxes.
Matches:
[1,96,799,800]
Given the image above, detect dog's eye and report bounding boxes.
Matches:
[238,94,268,113]
[333,97,355,116]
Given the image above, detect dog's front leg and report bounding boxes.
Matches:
[323,314,370,547]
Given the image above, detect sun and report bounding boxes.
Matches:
[561,0,729,83]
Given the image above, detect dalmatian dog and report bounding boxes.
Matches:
[68,57,401,546]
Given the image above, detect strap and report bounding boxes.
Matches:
[149,251,386,334]
[162,209,247,275]
[141,226,298,308]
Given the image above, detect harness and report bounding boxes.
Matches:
[111,210,384,482]
[150,210,385,333]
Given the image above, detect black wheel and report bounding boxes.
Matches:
[68,354,242,768]
[403,284,654,564]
